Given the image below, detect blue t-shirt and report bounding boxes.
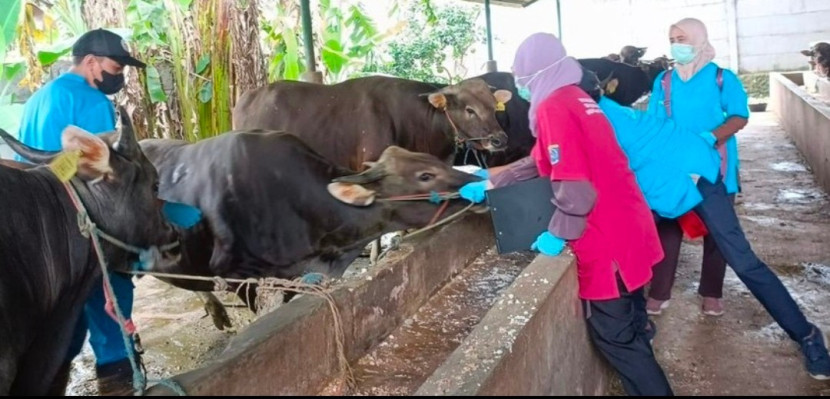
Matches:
[16,72,115,161]
[647,63,750,194]
[599,96,721,218]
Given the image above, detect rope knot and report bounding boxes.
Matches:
[137,247,163,271]
[76,211,95,238]
[429,191,443,204]
[212,276,230,292]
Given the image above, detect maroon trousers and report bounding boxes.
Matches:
[648,196,734,301]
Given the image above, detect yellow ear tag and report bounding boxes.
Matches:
[606,79,619,95]
[495,102,506,112]
[49,150,82,182]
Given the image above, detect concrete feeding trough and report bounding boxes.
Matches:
[769,72,830,194]
[147,214,609,396]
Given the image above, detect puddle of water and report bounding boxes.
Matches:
[743,215,783,227]
[770,162,807,172]
[775,188,825,204]
[741,202,776,212]
[802,262,830,288]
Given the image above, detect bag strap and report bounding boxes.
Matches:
[661,71,673,117]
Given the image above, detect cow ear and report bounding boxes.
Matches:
[328,182,376,206]
[493,89,512,104]
[801,50,813,57]
[61,125,113,180]
[428,92,447,109]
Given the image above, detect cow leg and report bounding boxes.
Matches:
[195,292,232,331]
[45,362,71,396]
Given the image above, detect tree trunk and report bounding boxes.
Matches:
[230,0,266,110]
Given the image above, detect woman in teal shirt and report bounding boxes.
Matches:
[646,18,749,316]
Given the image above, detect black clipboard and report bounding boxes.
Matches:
[485,177,556,254]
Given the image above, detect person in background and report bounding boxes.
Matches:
[461,32,673,396]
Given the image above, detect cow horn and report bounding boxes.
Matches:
[333,164,387,184]
[114,106,139,157]
[0,128,59,164]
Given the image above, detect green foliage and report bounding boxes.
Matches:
[362,1,482,84]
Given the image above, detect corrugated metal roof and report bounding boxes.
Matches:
[460,0,538,8]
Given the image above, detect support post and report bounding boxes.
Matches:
[484,0,497,72]
[299,0,322,83]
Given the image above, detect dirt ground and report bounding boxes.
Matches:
[647,112,830,396]
[66,111,829,396]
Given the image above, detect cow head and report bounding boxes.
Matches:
[802,42,830,78]
[423,78,511,152]
[328,146,483,227]
[0,108,177,270]
[620,45,647,65]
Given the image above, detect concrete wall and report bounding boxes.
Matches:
[417,253,611,396]
[552,0,830,74]
[146,214,495,396]
[769,72,830,194]
[736,0,830,72]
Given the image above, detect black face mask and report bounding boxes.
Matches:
[95,70,125,95]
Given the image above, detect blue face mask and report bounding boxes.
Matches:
[516,85,532,102]
[514,57,568,103]
[671,43,696,65]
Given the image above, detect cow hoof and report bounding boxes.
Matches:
[300,272,326,286]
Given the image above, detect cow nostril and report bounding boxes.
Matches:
[490,134,508,148]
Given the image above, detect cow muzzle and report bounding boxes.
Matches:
[482,132,508,151]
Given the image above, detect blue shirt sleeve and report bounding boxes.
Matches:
[720,70,749,119]
[647,71,668,117]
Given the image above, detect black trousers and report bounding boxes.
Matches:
[584,275,674,396]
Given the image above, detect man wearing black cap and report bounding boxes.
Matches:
[16,28,145,395]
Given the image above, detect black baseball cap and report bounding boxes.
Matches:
[72,28,146,68]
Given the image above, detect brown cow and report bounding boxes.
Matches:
[232,76,512,171]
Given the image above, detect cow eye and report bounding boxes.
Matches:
[465,107,476,117]
[153,181,160,195]
[418,172,435,182]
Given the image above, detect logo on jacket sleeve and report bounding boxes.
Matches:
[548,144,560,165]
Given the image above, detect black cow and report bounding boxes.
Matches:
[578,58,659,106]
[232,76,512,172]
[454,61,662,168]
[0,112,176,395]
[138,132,482,308]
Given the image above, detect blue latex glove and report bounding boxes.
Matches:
[699,131,717,147]
[459,180,489,203]
[162,201,203,229]
[473,168,489,179]
[530,231,566,256]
